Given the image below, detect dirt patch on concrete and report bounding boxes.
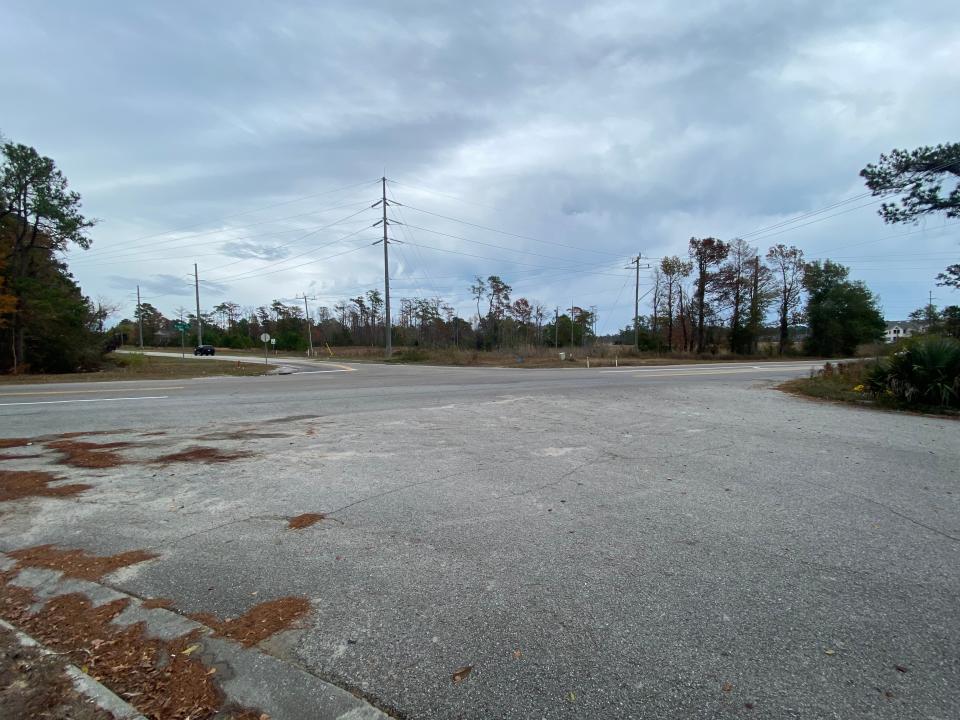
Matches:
[7,545,157,581]
[0,470,92,503]
[0,623,114,720]
[44,440,133,469]
[152,446,252,464]
[288,513,326,529]
[190,597,311,648]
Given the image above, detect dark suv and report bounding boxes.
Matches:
[194,345,216,356]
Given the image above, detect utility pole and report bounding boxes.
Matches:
[136,285,144,349]
[626,254,641,350]
[554,306,559,350]
[297,293,316,356]
[194,263,203,346]
[374,177,393,358]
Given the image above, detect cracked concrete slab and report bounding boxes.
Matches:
[0,362,957,718]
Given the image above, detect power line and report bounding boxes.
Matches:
[70,197,376,264]
[400,238,632,277]
[394,200,628,258]
[91,178,380,251]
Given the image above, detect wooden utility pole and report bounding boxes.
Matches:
[626,254,642,349]
[297,293,317,356]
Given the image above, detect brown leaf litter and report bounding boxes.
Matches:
[0,438,31,449]
[287,513,326,529]
[0,550,275,719]
[44,440,133,469]
[189,597,311,647]
[7,545,157,581]
[152,446,252,464]
[0,585,224,720]
[0,452,43,461]
[0,623,114,720]
[0,470,91,503]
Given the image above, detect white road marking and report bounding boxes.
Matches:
[0,395,169,407]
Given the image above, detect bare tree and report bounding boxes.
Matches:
[766,244,805,355]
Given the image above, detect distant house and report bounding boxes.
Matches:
[883,321,924,343]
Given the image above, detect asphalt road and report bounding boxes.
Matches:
[1,359,958,719]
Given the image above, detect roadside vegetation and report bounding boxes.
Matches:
[784,336,960,415]
[0,352,267,385]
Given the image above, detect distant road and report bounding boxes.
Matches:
[0,358,826,435]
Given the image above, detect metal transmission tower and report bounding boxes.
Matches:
[373,177,402,358]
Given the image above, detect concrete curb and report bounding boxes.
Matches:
[1,558,393,720]
[0,617,148,720]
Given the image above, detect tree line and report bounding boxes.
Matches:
[2,135,957,372]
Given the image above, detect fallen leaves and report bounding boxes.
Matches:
[288,513,326,530]
[0,470,91,502]
[8,545,157,581]
[451,665,472,684]
[189,597,311,647]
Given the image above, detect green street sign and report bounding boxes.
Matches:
[173,321,189,332]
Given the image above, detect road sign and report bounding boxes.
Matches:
[173,321,189,332]
[270,338,276,345]
[260,333,271,342]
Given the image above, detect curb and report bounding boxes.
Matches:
[0,617,148,720]
[1,557,393,720]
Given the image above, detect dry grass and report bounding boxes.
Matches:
[0,353,268,385]
[126,343,799,368]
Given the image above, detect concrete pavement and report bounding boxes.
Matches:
[0,361,957,718]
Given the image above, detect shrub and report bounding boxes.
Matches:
[866,337,960,408]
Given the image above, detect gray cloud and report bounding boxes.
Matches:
[3,0,958,324]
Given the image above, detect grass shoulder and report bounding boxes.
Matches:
[781,343,959,418]
[0,352,268,385]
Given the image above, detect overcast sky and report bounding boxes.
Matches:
[3,1,958,330]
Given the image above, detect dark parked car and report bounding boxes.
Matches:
[194,345,216,356]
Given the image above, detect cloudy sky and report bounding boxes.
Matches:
[3,1,958,330]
